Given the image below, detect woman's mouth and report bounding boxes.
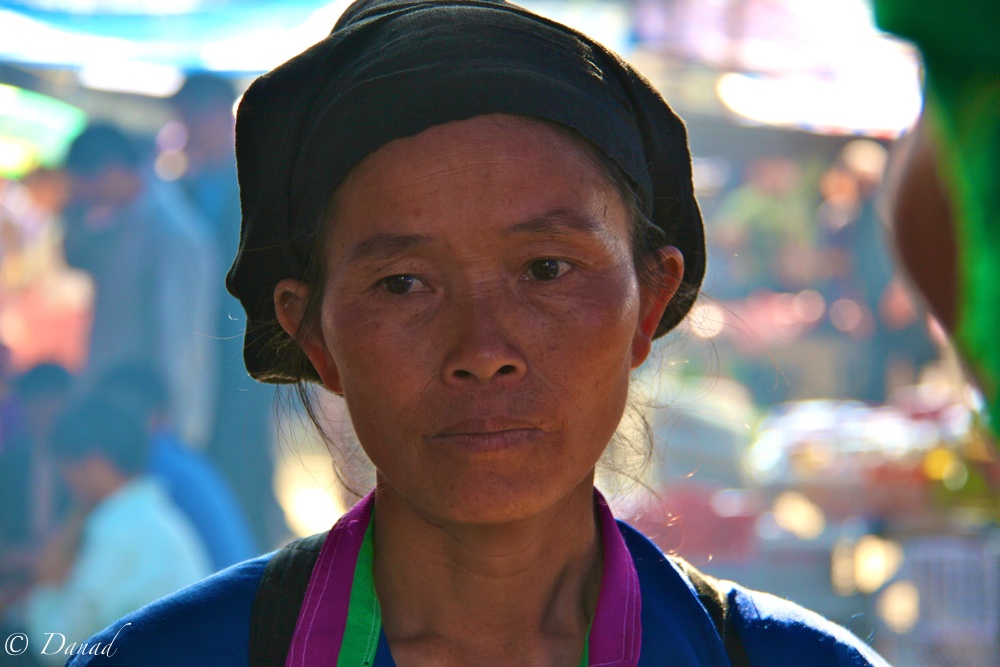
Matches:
[429,418,545,452]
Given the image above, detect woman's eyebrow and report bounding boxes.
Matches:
[344,212,602,265]
[503,211,605,238]
[345,233,434,264]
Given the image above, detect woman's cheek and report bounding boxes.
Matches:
[326,301,416,384]
[552,275,639,351]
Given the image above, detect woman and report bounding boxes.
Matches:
[66,0,890,665]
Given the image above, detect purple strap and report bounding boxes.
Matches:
[590,491,642,667]
[285,489,641,666]
[286,491,375,666]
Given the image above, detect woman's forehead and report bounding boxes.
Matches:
[325,114,628,246]
[340,115,608,192]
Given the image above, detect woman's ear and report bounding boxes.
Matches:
[631,246,684,369]
[274,279,343,393]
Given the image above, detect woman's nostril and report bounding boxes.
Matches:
[449,364,520,381]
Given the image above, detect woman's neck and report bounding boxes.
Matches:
[372,480,602,667]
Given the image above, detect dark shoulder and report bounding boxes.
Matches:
[729,585,892,667]
[65,554,271,666]
[617,521,891,667]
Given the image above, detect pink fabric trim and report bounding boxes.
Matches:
[285,491,375,667]
[589,491,642,667]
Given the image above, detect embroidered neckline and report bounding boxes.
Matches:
[286,490,641,666]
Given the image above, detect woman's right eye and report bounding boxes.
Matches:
[378,274,426,294]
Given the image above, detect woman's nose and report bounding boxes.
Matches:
[440,293,528,385]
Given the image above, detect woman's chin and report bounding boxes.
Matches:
[380,471,595,528]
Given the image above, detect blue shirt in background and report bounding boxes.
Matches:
[148,429,258,571]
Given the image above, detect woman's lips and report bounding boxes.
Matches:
[429,419,545,452]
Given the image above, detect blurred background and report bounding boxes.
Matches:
[0,1,996,665]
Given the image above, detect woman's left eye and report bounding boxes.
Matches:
[523,259,573,281]
[378,274,427,294]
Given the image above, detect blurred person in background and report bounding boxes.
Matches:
[0,364,73,610]
[711,156,817,299]
[0,167,70,290]
[61,122,218,448]
[875,1,1000,440]
[170,74,283,549]
[0,342,12,444]
[170,74,240,255]
[95,362,258,570]
[16,397,209,665]
[817,140,937,402]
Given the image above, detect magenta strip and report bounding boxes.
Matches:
[286,491,376,667]
[589,491,642,667]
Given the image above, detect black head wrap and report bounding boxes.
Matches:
[228,0,705,383]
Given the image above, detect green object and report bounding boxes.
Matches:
[874,0,1000,437]
[339,515,382,667]
[0,83,86,179]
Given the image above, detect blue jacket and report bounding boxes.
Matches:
[62,522,888,666]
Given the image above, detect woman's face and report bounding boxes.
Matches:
[280,114,678,525]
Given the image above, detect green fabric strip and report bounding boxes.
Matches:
[578,616,592,667]
[337,513,382,667]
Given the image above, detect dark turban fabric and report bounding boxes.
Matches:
[228,0,705,383]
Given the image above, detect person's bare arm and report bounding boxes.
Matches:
[880,113,958,333]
